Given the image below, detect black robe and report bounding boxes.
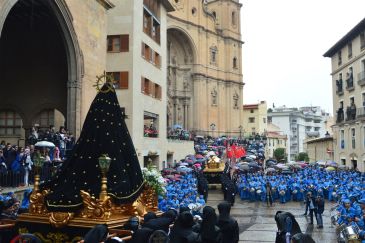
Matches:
[41,84,144,211]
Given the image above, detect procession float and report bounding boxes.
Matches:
[10,78,161,242]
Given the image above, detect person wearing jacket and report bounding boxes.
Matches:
[316,195,324,228]
[217,202,239,243]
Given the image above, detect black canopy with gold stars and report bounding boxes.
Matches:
[41,83,144,212]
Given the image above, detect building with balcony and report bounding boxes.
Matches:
[106,0,195,168]
[324,17,365,171]
[242,101,267,137]
[268,106,330,161]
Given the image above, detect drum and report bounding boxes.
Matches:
[272,187,277,192]
[256,189,262,195]
[279,190,285,196]
[292,189,298,194]
[330,208,339,225]
[342,224,360,242]
[250,188,255,192]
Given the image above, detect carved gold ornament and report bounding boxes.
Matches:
[79,190,112,219]
[93,72,115,93]
[49,212,74,228]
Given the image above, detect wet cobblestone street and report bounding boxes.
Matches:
[206,190,337,242]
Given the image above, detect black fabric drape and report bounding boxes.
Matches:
[41,84,144,211]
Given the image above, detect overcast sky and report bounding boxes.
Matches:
[241,0,365,114]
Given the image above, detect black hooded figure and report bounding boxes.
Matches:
[275,211,302,243]
[291,233,316,243]
[169,211,201,243]
[83,224,108,243]
[217,202,239,243]
[194,206,221,243]
[41,83,144,211]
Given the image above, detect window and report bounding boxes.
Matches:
[250,109,254,113]
[249,117,255,123]
[191,7,197,16]
[263,118,266,123]
[107,35,129,52]
[232,11,237,25]
[141,77,162,100]
[143,8,160,44]
[143,0,160,19]
[0,111,22,136]
[360,31,365,50]
[212,11,216,19]
[340,129,345,149]
[338,50,342,66]
[34,109,55,131]
[144,111,159,138]
[233,57,237,69]
[107,72,129,89]
[348,43,353,59]
[141,42,161,68]
[210,46,218,64]
[352,128,356,149]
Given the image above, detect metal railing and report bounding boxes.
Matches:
[358,71,365,86]
[0,165,56,187]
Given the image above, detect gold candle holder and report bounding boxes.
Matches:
[98,154,111,201]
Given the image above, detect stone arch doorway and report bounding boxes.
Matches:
[167,27,196,133]
[0,0,82,145]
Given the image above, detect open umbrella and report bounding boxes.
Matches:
[35,141,55,148]
[173,124,183,129]
[207,151,216,157]
[195,154,204,159]
[238,164,250,171]
[325,166,336,171]
[326,161,338,167]
[266,168,276,173]
[317,160,326,166]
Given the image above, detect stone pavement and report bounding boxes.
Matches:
[206,190,337,243]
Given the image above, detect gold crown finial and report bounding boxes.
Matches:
[93,71,115,93]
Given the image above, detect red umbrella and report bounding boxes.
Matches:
[195,154,204,159]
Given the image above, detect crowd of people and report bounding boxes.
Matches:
[0,125,75,189]
[76,201,239,243]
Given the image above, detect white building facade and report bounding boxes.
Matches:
[106,0,194,169]
[268,106,330,161]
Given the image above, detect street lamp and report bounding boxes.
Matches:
[210,123,216,137]
[238,125,243,139]
[33,151,44,192]
[98,154,111,201]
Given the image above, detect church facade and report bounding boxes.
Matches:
[167,0,244,137]
[0,0,112,144]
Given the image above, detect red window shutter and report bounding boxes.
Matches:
[150,81,155,97]
[107,36,113,52]
[151,49,155,63]
[120,72,129,89]
[141,77,145,93]
[120,35,129,52]
[155,53,160,67]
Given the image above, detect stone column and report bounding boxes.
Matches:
[67,80,81,137]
